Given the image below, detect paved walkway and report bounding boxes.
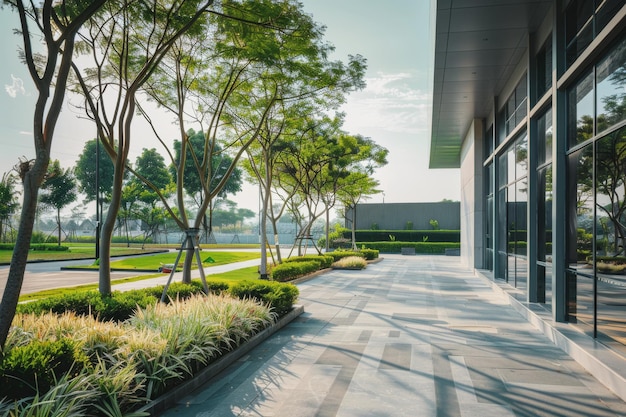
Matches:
[159,255,626,417]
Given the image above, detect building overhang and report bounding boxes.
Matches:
[429,0,552,169]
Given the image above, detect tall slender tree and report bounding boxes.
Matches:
[39,160,78,245]
[0,0,107,348]
[71,0,217,294]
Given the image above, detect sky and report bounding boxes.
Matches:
[0,1,460,217]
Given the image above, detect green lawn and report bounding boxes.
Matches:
[18,266,261,303]
[64,250,261,271]
[0,243,260,264]
[0,245,164,264]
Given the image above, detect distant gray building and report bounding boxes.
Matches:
[345,202,460,231]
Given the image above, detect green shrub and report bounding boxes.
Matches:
[17,291,106,317]
[97,291,156,321]
[283,255,334,268]
[28,244,70,251]
[358,248,379,260]
[228,280,299,316]
[358,241,460,254]
[327,250,365,261]
[271,261,320,282]
[346,230,460,243]
[0,338,89,400]
[332,256,367,270]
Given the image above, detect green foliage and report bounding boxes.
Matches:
[16,278,291,322]
[0,338,89,400]
[271,261,321,282]
[331,256,367,270]
[327,250,365,261]
[318,223,350,248]
[228,280,299,316]
[348,229,460,243]
[283,255,334,268]
[359,242,460,254]
[358,248,379,260]
[30,231,58,244]
[404,221,413,230]
[429,219,440,230]
[370,223,379,230]
[30,244,70,251]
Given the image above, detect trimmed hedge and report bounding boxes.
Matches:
[346,230,460,243]
[0,243,70,251]
[283,254,334,269]
[271,260,321,282]
[358,248,379,260]
[228,280,299,316]
[327,251,365,261]
[359,241,460,254]
[17,279,297,320]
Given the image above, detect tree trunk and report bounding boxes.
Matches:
[259,187,271,279]
[57,207,62,246]
[99,160,126,296]
[0,162,47,347]
[351,205,357,250]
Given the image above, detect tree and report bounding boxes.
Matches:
[137,0,364,281]
[71,0,217,294]
[170,130,242,243]
[74,139,115,203]
[39,160,78,246]
[129,148,174,247]
[274,117,387,256]
[338,172,381,250]
[0,0,107,349]
[0,172,19,243]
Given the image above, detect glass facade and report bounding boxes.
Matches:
[565,0,623,67]
[565,35,626,345]
[481,7,626,348]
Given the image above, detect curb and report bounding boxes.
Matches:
[138,304,305,415]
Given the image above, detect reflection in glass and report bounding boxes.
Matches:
[515,133,528,180]
[538,109,553,165]
[596,36,626,134]
[568,71,594,148]
[538,166,553,263]
[595,126,626,350]
[567,145,593,270]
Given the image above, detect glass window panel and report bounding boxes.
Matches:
[596,37,626,134]
[568,71,594,148]
[565,0,594,66]
[538,108,553,165]
[496,187,508,280]
[498,152,508,188]
[545,265,552,308]
[538,165,553,263]
[537,38,553,98]
[507,147,516,184]
[566,0,593,45]
[595,126,626,258]
[515,180,528,257]
[596,0,623,36]
[515,132,528,180]
[567,145,593,270]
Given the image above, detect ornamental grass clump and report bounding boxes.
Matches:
[331,255,367,270]
[1,293,277,414]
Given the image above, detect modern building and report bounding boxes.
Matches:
[430,0,626,396]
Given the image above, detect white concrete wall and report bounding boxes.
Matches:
[459,119,484,269]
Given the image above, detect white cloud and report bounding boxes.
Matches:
[5,74,26,98]
[343,72,431,135]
